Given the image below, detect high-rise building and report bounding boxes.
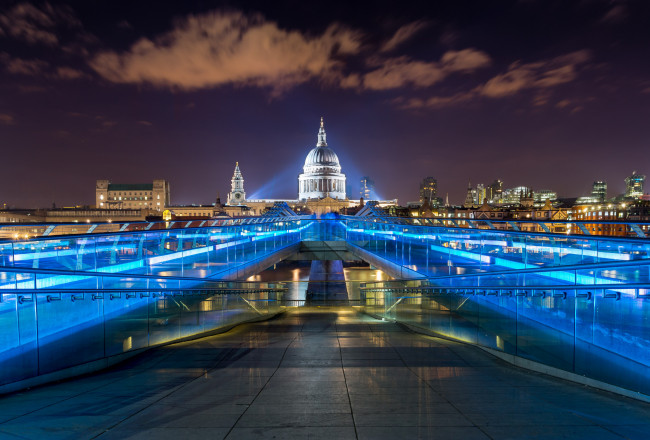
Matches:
[95,179,169,211]
[591,181,607,202]
[360,176,375,200]
[474,183,486,205]
[486,179,503,204]
[625,172,645,199]
[502,186,531,205]
[419,177,437,205]
[227,162,246,205]
[533,189,558,203]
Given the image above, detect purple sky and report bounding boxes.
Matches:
[1,0,649,207]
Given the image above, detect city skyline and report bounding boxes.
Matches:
[1,0,650,207]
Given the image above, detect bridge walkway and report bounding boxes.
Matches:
[1,308,649,440]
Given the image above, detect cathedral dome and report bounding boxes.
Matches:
[304,146,340,167]
[298,117,346,201]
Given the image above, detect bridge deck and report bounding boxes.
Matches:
[1,308,649,440]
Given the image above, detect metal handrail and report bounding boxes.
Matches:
[361,282,650,292]
[0,217,310,243]
[0,264,284,283]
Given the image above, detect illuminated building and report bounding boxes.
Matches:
[474,183,486,205]
[298,118,346,200]
[571,202,628,236]
[419,177,438,206]
[502,186,532,206]
[625,171,645,199]
[486,179,503,204]
[533,189,558,204]
[592,180,607,202]
[95,179,169,211]
[360,176,375,200]
[227,162,246,205]
[576,180,607,204]
[463,181,475,207]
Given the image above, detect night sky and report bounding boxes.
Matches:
[1,0,650,207]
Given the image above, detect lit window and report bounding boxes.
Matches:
[100,194,104,200]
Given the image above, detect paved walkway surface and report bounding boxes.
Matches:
[1,307,649,440]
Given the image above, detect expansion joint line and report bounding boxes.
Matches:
[92,338,251,438]
[336,318,359,439]
[222,326,299,439]
[384,324,494,440]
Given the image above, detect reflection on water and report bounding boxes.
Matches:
[247,262,392,302]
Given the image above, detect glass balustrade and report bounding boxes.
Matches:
[0,267,285,388]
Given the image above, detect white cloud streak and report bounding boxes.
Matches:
[380,20,428,53]
[399,50,592,109]
[348,48,492,91]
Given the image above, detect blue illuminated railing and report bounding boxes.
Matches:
[345,217,650,277]
[0,266,286,391]
[345,215,650,238]
[361,265,650,399]
[0,219,309,279]
[3,217,650,282]
[0,215,307,240]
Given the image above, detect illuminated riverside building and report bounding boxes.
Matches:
[95,179,170,211]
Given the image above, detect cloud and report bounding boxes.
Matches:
[395,50,592,109]
[600,4,627,23]
[555,99,572,109]
[393,91,475,110]
[5,57,48,75]
[1,54,85,79]
[0,1,79,45]
[348,48,491,91]
[480,50,591,98]
[55,66,85,79]
[137,120,153,126]
[380,20,428,53]
[0,113,15,125]
[90,11,362,94]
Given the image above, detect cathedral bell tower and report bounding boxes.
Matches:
[227,162,246,205]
